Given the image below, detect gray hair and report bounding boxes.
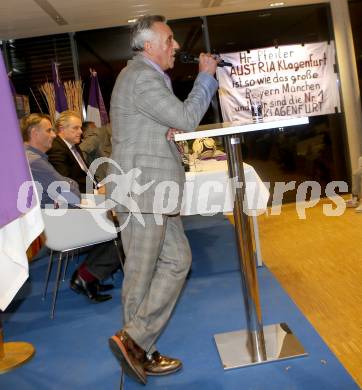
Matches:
[130,15,166,52]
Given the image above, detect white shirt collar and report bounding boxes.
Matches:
[61,137,74,150]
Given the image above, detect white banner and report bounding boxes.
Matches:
[216,42,341,124]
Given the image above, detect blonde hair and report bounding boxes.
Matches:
[20,113,51,142]
[55,110,81,133]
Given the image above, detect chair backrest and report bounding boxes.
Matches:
[41,208,118,252]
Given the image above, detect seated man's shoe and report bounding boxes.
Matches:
[97,282,114,292]
[109,330,147,384]
[70,272,112,302]
[143,351,182,376]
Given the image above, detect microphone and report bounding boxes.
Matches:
[178,52,233,67]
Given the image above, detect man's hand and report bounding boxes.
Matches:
[166,128,183,141]
[198,53,218,76]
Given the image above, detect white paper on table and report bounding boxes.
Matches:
[181,161,269,216]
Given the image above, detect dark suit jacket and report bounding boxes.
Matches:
[47,136,89,193]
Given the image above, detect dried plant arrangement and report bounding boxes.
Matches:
[38,82,56,123]
[64,80,84,119]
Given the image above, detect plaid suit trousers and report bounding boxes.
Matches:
[118,212,192,352]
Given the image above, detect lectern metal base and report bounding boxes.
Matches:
[0,342,35,374]
[214,323,307,370]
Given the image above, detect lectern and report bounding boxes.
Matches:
[175,117,309,369]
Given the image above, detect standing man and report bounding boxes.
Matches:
[108,15,218,384]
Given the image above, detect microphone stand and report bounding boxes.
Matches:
[0,310,35,373]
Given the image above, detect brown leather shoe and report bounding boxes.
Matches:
[143,351,182,376]
[108,330,147,384]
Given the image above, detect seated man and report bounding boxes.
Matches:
[81,121,96,133]
[346,157,362,212]
[79,121,112,181]
[47,110,97,193]
[21,113,122,302]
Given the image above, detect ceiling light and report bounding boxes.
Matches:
[270,2,285,6]
[127,18,137,23]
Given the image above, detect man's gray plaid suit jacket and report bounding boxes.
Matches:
[109,54,218,213]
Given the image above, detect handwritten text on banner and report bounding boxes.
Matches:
[216,42,341,123]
